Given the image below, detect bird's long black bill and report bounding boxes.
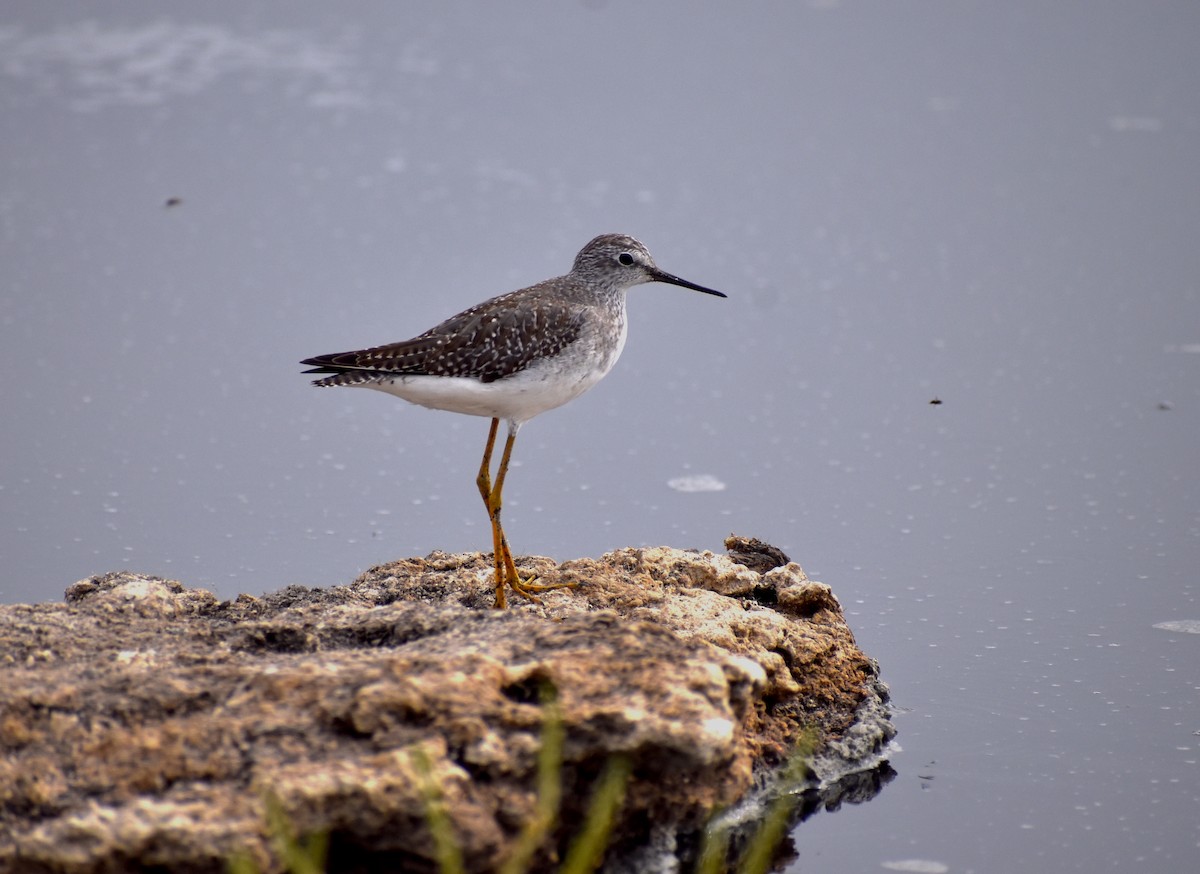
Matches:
[651,268,727,298]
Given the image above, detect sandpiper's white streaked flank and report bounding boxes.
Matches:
[302,233,726,608]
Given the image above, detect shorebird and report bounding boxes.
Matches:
[302,233,726,607]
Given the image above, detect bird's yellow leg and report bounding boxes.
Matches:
[476,419,510,609]
[486,426,542,604]
[491,427,577,602]
[475,417,500,506]
[475,421,576,606]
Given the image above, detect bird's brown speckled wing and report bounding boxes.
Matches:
[301,290,585,386]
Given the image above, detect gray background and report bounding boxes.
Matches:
[2,2,1198,871]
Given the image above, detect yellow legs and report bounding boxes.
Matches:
[476,418,575,609]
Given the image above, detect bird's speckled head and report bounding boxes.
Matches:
[569,234,727,298]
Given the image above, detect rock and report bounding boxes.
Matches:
[722,535,791,574]
[0,547,894,873]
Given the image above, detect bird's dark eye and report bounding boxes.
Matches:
[617,252,635,266]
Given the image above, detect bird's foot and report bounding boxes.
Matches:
[512,574,578,599]
[504,570,547,606]
[491,563,579,609]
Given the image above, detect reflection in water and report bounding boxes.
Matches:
[712,763,898,872]
[0,21,366,110]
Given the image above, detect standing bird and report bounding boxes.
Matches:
[302,233,726,608]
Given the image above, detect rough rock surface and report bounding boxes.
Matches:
[0,544,893,873]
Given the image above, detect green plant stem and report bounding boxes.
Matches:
[560,754,633,874]
[500,684,565,874]
[410,746,466,874]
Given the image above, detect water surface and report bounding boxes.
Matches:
[2,3,1197,871]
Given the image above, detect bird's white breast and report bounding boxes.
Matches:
[365,303,628,427]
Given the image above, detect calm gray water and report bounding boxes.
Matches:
[2,2,1198,871]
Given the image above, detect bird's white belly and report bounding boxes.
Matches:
[361,307,627,426]
[365,344,623,426]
